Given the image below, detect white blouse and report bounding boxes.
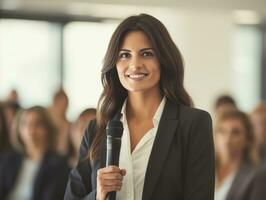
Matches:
[7,158,40,200]
[214,171,237,200]
[116,97,166,200]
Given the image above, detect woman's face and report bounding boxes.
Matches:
[19,111,47,149]
[215,118,247,159]
[251,113,266,146]
[116,31,161,94]
[70,113,96,150]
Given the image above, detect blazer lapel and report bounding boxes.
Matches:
[142,100,179,200]
[226,161,255,200]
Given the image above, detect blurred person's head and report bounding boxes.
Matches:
[14,106,57,155]
[71,108,96,151]
[0,105,10,151]
[7,89,19,103]
[3,101,21,131]
[214,95,237,118]
[52,88,69,117]
[250,102,266,147]
[214,110,257,167]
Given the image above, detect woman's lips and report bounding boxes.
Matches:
[126,73,148,81]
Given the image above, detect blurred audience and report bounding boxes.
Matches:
[241,163,266,200]
[214,95,237,119]
[250,102,266,162]
[48,88,71,156]
[6,89,19,104]
[214,110,258,200]
[3,101,21,133]
[0,106,69,200]
[0,105,11,163]
[69,108,96,167]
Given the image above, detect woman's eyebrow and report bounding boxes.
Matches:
[119,49,131,52]
[140,48,154,52]
[119,48,154,52]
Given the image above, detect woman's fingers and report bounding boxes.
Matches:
[98,166,122,174]
[98,172,123,180]
[96,166,127,199]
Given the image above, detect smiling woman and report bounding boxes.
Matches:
[116,31,161,94]
[65,13,215,200]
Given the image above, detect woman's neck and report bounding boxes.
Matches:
[216,154,242,185]
[127,91,163,121]
[219,153,243,167]
[25,145,46,162]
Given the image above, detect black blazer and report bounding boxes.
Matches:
[65,99,215,200]
[0,150,70,200]
[224,161,256,200]
[237,163,266,200]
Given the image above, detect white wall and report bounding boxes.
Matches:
[0,5,261,120]
[103,6,237,115]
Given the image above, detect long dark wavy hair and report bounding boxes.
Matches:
[89,13,193,160]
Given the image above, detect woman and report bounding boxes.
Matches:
[48,88,71,156]
[65,13,215,200]
[0,105,11,164]
[0,106,70,200]
[250,102,266,162]
[69,108,96,167]
[214,110,258,200]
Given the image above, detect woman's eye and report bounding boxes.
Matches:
[142,51,153,57]
[231,128,241,136]
[119,52,130,59]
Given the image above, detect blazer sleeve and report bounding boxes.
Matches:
[184,111,215,200]
[244,165,266,200]
[64,120,97,200]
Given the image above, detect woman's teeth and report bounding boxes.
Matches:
[128,74,146,78]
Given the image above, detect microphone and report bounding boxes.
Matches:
[106,120,123,200]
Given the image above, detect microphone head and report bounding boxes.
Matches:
[106,120,123,138]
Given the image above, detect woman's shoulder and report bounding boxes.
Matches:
[0,150,23,176]
[0,150,23,163]
[82,119,97,143]
[43,151,69,164]
[177,104,212,123]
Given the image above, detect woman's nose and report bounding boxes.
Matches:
[129,55,143,69]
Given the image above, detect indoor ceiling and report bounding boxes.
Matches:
[0,0,266,19]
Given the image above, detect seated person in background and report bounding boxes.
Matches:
[48,88,71,156]
[69,108,96,167]
[214,110,259,200]
[241,163,266,200]
[214,95,238,119]
[6,89,19,104]
[250,102,266,162]
[0,106,70,200]
[3,101,21,133]
[0,105,11,164]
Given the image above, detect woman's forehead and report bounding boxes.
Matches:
[119,31,153,50]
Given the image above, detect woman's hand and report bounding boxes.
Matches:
[96,166,126,200]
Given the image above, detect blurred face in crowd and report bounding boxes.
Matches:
[215,103,237,118]
[54,94,69,115]
[251,113,266,146]
[215,118,247,160]
[0,119,2,132]
[71,112,96,150]
[116,31,161,95]
[19,111,47,149]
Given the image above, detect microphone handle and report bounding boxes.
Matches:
[106,192,116,200]
[105,136,121,200]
